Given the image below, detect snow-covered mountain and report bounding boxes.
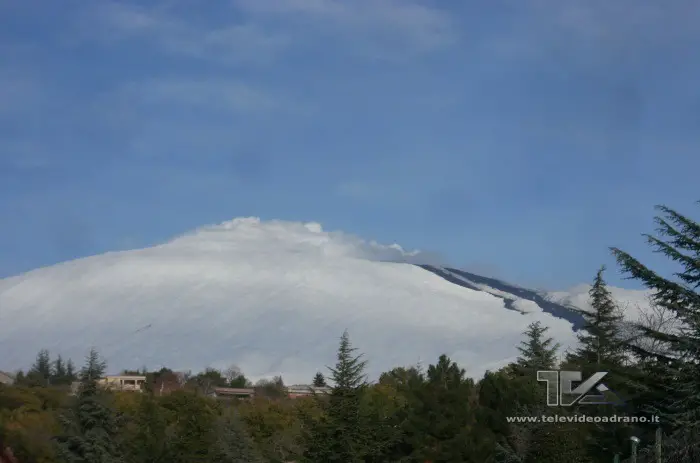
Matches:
[0,218,650,385]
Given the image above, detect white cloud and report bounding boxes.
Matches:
[82,0,456,62]
[173,217,442,265]
[234,0,456,58]
[76,1,289,65]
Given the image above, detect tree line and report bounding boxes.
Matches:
[0,202,698,462]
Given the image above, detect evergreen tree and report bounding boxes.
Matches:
[328,330,367,390]
[611,203,700,432]
[485,322,559,455]
[515,321,560,374]
[27,349,51,386]
[212,412,264,463]
[405,355,493,462]
[79,348,106,386]
[567,266,626,369]
[54,348,123,463]
[127,392,168,463]
[66,359,77,383]
[302,330,370,462]
[52,355,67,385]
[228,374,250,388]
[160,391,218,463]
[13,370,25,386]
[479,368,540,446]
[312,372,327,387]
[526,422,594,463]
[564,267,635,460]
[375,366,426,460]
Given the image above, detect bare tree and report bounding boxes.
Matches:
[627,297,681,359]
[224,364,243,384]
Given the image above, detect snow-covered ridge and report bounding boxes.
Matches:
[0,218,649,384]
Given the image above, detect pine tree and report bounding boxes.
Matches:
[313,372,327,387]
[79,348,106,386]
[54,348,123,463]
[303,330,370,463]
[329,330,367,390]
[563,267,636,460]
[66,359,77,384]
[27,349,51,386]
[52,355,67,385]
[515,321,560,374]
[567,266,626,369]
[406,355,491,462]
[611,203,700,432]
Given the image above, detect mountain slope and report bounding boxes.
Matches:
[0,218,648,384]
[420,266,587,330]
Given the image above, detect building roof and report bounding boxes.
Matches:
[0,371,15,385]
[287,384,331,394]
[102,375,147,380]
[213,387,255,396]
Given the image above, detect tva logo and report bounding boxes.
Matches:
[537,370,624,406]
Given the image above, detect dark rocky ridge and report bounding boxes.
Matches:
[418,265,586,331]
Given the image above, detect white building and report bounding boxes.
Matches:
[98,375,147,392]
[286,384,331,398]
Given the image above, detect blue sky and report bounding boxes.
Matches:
[1,0,698,289]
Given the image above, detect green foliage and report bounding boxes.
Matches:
[515,321,561,375]
[25,350,52,387]
[4,202,699,463]
[302,330,374,463]
[407,355,493,462]
[78,348,106,388]
[212,410,264,463]
[312,372,326,387]
[65,360,76,384]
[159,391,219,463]
[328,330,367,390]
[479,368,540,440]
[239,399,305,462]
[612,204,700,430]
[124,392,169,463]
[253,376,286,399]
[54,349,123,463]
[228,375,250,388]
[567,266,626,370]
[189,368,229,395]
[526,422,593,463]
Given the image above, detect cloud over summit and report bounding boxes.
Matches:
[171,217,445,266]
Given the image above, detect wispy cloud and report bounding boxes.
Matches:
[74,1,290,65]
[234,0,456,58]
